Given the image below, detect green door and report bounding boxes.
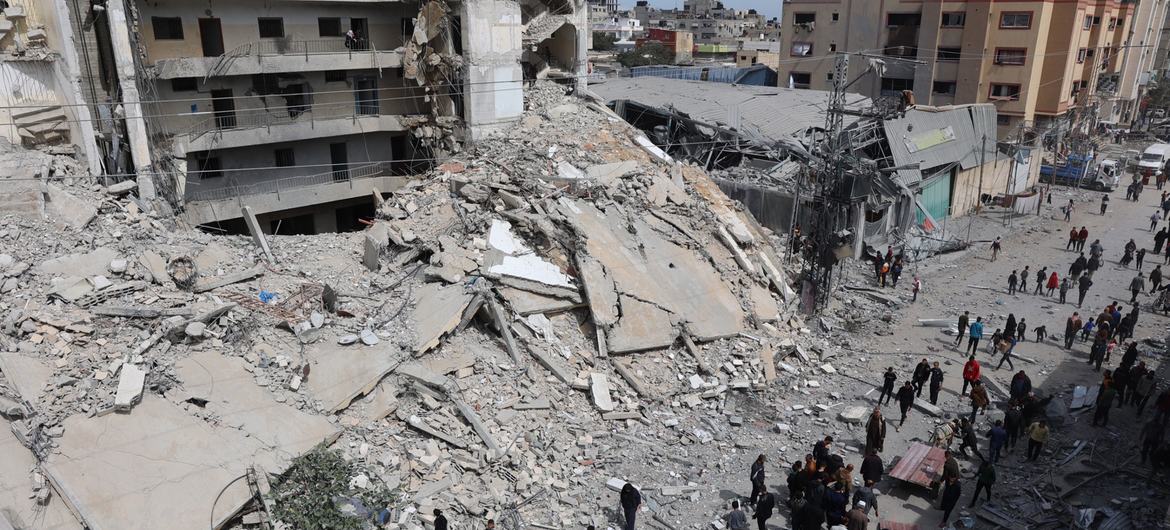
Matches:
[916,173,952,225]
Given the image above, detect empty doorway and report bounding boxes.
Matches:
[199,19,224,57]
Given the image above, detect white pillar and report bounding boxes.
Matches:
[461,0,524,141]
[104,0,155,200]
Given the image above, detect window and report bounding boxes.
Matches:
[325,70,347,83]
[932,81,957,95]
[1108,16,1117,30]
[1077,48,1087,63]
[319,17,343,37]
[831,13,839,22]
[827,72,834,81]
[887,13,921,26]
[274,148,296,167]
[791,41,813,56]
[789,72,811,89]
[194,154,222,180]
[793,13,816,24]
[880,77,914,92]
[989,83,1021,100]
[941,12,966,28]
[829,43,837,52]
[258,17,284,38]
[151,17,184,40]
[1092,16,1101,26]
[1000,12,1032,29]
[997,115,1011,126]
[1086,49,1095,58]
[171,78,198,92]
[937,47,961,61]
[1083,15,1092,30]
[994,48,1026,65]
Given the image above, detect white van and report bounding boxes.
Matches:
[1139,143,1170,182]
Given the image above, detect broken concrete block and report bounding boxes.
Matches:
[184,322,206,338]
[689,374,705,389]
[838,406,868,424]
[109,258,128,274]
[606,478,627,492]
[590,373,614,412]
[360,330,379,346]
[105,180,137,196]
[114,364,146,410]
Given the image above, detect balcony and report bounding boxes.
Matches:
[182,162,411,226]
[152,38,404,80]
[172,98,420,154]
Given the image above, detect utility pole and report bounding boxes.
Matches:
[967,133,986,245]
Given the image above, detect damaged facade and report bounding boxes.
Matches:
[21,0,589,233]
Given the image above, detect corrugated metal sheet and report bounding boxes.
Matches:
[881,104,997,186]
[589,77,870,140]
[628,64,778,86]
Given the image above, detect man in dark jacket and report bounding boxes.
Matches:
[813,437,833,469]
[860,450,883,485]
[896,381,915,429]
[878,367,897,405]
[929,362,944,405]
[620,483,641,530]
[988,420,1008,463]
[1141,419,1164,464]
[939,477,963,528]
[1064,312,1080,349]
[1004,402,1022,451]
[957,418,984,460]
[912,359,931,397]
[968,461,995,508]
[824,482,849,526]
[786,461,804,502]
[1078,275,1093,307]
[954,311,969,346]
[753,485,774,530]
[749,454,766,508]
[1093,385,1117,427]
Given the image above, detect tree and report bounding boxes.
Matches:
[616,42,675,67]
[592,32,617,51]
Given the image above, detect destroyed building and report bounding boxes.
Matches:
[592,76,1043,259]
[2,0,590,233]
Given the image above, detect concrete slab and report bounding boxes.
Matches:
[749,284,779,322]
[137,251,168,284]
[298,342,402,413]
[177,351,339,450]
[590,373,614,412]
[43,395,333,530]
[0,430,82,530]
[36,247,119,278]
[0,353,53,405]
[557,200,744,344]
[411,283,474,354]
[498,286,579,315]
[484,219,574,288]
[45,184,96,230]
[113,364,145,410]
[577,254,618,327]
[607,295,677,354]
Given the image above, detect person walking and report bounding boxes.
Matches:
[621,483,642,530]
[1004,401,1023,452]
[1010,371,1033,402]
[1130,273,1146,304]
[1007,270,1018,295]
[1078,227,1089,252]
[1151,265,1164,293]
[968,461,995,509]
[962,355,981,395]
[1092,384,1117,427]
[749,455,766,508]
[912,275,921,302]
[1046,271,1059,297]
[878,367,897,406]
[1016,317,1027,342]
[1157,227,1169,254]
[1026,420,1049,462]
[1003,313,1017,340]
[1059,277,1070,303]
[1033,268,1046,295]
[726,501,748,530]
[929,362,944,405]
[852,480,879,519]
[990,237,1001,261]
[865,407,886,455]
[434,510,448,530]
[896,381,915,431]
[1066,227,1079,250]
[996,338,1016,371]
[987,420,1008,464]
[753,486,774,530]
[967,318,984,355]
[957,418,984,460]
[1140,419,1164,464]
[1065,200,1074,222]
[1081,317,1096,342]
[1019,266,1030,294]
[1101,193,1110,215]
[1134,372,1156,415]
[954,311,969,346]
[1152,211,1161,231]
[1138,248,1148,270]
[912,359,930,397]
[1064,312,1081,349]
[860,450,883,485]
[846,502,869,530]
[969,380,989,422]
[1078,274,1093,307]
[938,477,962,529]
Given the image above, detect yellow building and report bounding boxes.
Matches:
[777,0,1139,136]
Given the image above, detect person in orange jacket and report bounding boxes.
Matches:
[962,356,981,396]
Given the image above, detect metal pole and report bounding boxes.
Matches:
[968,133,986,245]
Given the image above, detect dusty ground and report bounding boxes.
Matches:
[839,144,1170,528]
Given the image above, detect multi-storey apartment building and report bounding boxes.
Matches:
[65,0,587,233]
[777,0,1150,135]
[1103,0,1169,125]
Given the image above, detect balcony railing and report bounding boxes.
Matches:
[181,96,396,140]
[184,161,394,203]
[226,38,371,58]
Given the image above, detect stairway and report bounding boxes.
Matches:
[13,105,71,146]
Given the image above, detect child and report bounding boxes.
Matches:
[1034,325,1047,342]
[1106,339,1117,363]
[988,328,1003,354]
[1080,318,1095,342]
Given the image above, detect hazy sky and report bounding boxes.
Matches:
[622,0,782,19]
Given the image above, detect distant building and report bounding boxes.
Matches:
[735,50,780,72]
[776,0,1166,135]
[637,28,695,64]
[591,16,642,51]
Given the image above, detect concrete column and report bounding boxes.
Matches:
[461,0,524,141]
[104,0,155,200]
[853,202,865,260]
[48,0,102,176]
